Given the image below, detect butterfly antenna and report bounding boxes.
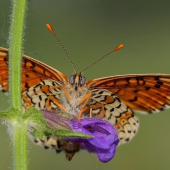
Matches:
[81,44,123,73]
[46,24,77,73]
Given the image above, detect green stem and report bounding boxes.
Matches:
[8,0,28,170]
[12,123,28,170]
[9,0,27,112]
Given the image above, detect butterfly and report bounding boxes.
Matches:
[1,26,170,161]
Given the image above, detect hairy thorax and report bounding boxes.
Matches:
[62,83,89,116]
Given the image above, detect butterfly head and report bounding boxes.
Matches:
[69,73,86,91]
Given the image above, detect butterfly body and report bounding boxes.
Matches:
[1,47,170,160]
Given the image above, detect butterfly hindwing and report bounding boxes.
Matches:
[87,88,139,144]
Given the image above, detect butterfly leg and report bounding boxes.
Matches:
[45,95,67,111]
[77,92,92,123]
[90,108,92,118]
[88,102,105,118]
[49,85,71,102]
[62,86,71,102]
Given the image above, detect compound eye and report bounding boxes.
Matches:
[80,75,86,85]
[69,75,75,84]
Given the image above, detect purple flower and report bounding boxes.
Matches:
[66,118,119,163]
[42,110,119,163]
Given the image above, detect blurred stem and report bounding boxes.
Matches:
[8,0,28,170]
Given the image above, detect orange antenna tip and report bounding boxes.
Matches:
[113,44,124,51]
[81,43,124,73]
[46,24,54,34]
[46,24,77,73]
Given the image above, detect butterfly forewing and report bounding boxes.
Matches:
[87,74,170,114]
[0,47,68,92]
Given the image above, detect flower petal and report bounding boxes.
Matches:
[67,118,119,162]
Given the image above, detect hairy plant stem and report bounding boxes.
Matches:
[9,0,27,111]
[8,0,28,169]
[12,122,28,170]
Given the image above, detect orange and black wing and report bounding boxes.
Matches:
[87,74,170,114]
[0,47,68,92]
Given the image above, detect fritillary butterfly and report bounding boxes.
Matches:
[0,25,170,160]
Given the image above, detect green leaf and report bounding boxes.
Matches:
[53,129,93,138]
[0,108,20,122]
[23,108,47,127]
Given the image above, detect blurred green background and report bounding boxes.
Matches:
[0,0,170,169]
